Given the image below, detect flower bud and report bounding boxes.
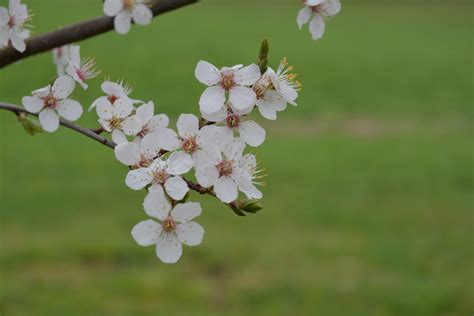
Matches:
[258,39,269,75]
[19,114,43,136]
[238,199,263,213]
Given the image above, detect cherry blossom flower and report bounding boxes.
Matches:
[52,46,70,76]
[195,139,262,203]
[104,0,153,35]
[22,76,83,133]
[154,114,222,161]
[134,101,169,143]
[132,187,204,264]
[297,0,341,41]
[202,102,266,147]
[114,132,161,168]
[253,58,301,120]
[0,0,30,52]
[65,45,100,90]
[195,61,260,115]
[96,97,141,144]
[89,80,139,111]
[125,151,193,200]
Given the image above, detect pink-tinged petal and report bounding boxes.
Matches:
[144,186,171,220]
[121,116,141,136]
[132,4,152,25]
[140,133,161,161]
[195,165,219,188]
[239,120,266,147]
[214,176,238,203]
[233,64,260,86]
[114,142,141,166]
[136,101,154,125]
[52,75,76,99]
[177,114,199,138]
[195,60,221,86]
[22,96,43,113]
[166,151,194,175]
[131,220,161,246]
[153,128,180,151]
[147,114,169,131]
[164,176,189,200]
[113,97,134,118]
[297,6,313,29]
[112,129,128,144]
[96,98,114,120]
[176,222,204,246]
[309,14,326,40]
[229,86,257,111]
[155,233,182,264]
[10,29,25,53]
[172,202,202,222]
[39,109,60,133]
[103,0,123,16]
[114,10,132,35]
[57,99,83,121]
[125,168,153,190]
[199,86,225,115]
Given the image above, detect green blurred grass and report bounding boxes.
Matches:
[0,1,473,315]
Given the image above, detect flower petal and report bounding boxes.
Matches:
[229,86,256,111]
[195,166,219,188]
[147,114,169,132]
[121,116,141,136]
[113,97,134,118]
[177,114,199,139]
[52,75,76,99]
[131,220,161,246]
[114,142,141,166]
[103,0,124,16]
[176,222,204,246]
[125,168,153,190]
[325,0,342,16]
[112,129,128,144]
[39,109,60,133]
[214,176,238,203]
[102,81,124,97]
[140,133,161,160]
[155,233,182,264]
[22,96,43,113]
[199,86,225,115]
[114,10,132,35]
[172,202,202,222]
[164,176,189,201]
[144,186,171,220]
[154,128,180,151]
[297,6,313,29]
[195,60,221,86]
[233,64,260,86]
[96,98,114,120]
[132,4,152,25]
[222,138,245,161]
[136,101,154,125]
[166,151,194,175]
[309,14,326,40]
[57,99,83,121]
[239,120,266,147]
[10,29,25,53]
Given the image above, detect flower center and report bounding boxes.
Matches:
[109,116,122,129]
[76,68,86,81]
[182,137,199,153]
[162,217,176,232]
[311,4,323,14]
[108,95,119,104]
[7,16,15,28]
[43,94,58,109]
[137,125,150,138]
[122,0,135,10]
[217,159,233,177]
[153,170,169,184]
[138,156,152,168]
[221,73,235,91]
[226,114,240,129]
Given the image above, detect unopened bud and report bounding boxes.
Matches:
[258,39,269,75]
[19,114,43,136]
[238,199,263,213]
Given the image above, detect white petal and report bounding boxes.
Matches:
[96,98,114,120]
[113,97,134,118]
[52,75,76,99]
[104,0,124,17]
[309,14,326,40]
[239,181,263,200]
[112,129,128,144]
[57,99,83,121]
[39,109,60,133]
[164,176,189,201]
[166,151,194,175]
[125,168,153,190]
[297,7,313,29]
[0,8,8,26]
[132,4,152,25]
[193,144,221,168]
[140,133,161,160]
[155,233,182,264]
[195,60,221,86]
[229,86,256,110]
[114,142,141,166]
[9,0,20,15]
[22,96,43,113]
[239,154,257,175]
[10,29,25,53]
[239,120,266,147]
[136,101,154,125]
[114,10,132,35]
[144,186,171,220]
[0,27,9,47]
[176,222,204,246]
[154,128,180,151]
[199,86,225,115]
[68,45,81,66]
[305,0,324,5]
[233,64,260,86]
[214,177,238,203]
[325,0,342,16]
[102,81,124,97]
[177,114,199,138]
[131,220,161,246]
[222,138,245,161]
[147,114,169,131]
[201,108,226,123]
[172,202,202,222]
[121,116,141,136]
[32,85,51,98]
[195,166,219,188]
[196,125,224,148]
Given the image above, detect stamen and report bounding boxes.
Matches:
[162,217,176,232]
[153,170,169,184]
[182,137,199,153]
[43,94,58,109]
[217,160,233,177]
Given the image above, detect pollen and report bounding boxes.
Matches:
[109,116,122,129]
[226,114,240,129]
[182,137,199,153]
[220,73,235,91]
[162,217,176,232]
[122,0,136,10]
[217,160,233,177]
[43,94,58,109]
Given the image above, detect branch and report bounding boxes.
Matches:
[0,0,199,68]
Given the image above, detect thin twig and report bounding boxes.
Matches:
[0,0,199,68]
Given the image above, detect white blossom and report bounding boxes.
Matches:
[134,101,169,143]
[65,45,100,90]
[52,46,70,76]
[114,132,161,168]
[195,139,262,203]
[195,61,260,115]
[297,0,341,40]
[22,76,83,133]
[132,187,204,264]
[96,97,141,144]
[253,58,301,120]
[125,151,193,201]
[90,80,140,111]
[0,0,30,52]
[202,102,266,147]
[104,0,153,35]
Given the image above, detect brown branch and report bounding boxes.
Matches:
[0,0,199,68]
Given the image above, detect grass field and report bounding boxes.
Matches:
[0,1,473,315]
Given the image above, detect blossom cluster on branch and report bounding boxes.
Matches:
[0,0,342,264]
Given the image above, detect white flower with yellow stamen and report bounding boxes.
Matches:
[90,80,140,112]
[0,0,30,52]
[297,0,341,41]
[97,97,141,144]
[104,0,153,35]
[133,101,169,143]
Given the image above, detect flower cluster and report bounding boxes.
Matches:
[297,0,341,41]
[0,0,30,52]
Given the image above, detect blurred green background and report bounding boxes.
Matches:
[0,0,473,315]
